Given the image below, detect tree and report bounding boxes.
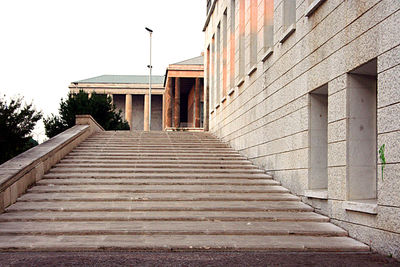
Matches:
[0,95,42,164]
[44,90,129,138]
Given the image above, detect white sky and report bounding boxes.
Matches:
[0,0,205,142]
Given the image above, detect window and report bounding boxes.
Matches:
[238,0,245,84]
[262,0,274,61]
[347,59,377,201]
[309,85,328,191]
[229,0,236,89]
[280,0,296,43]
[223,10,228,97]
[249,0,257,72]
[216,23,221,106]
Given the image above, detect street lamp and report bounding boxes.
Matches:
[145,27,153,131]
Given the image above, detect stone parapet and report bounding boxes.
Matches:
[0,115,103,213]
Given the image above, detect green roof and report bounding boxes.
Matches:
[172,55,204,65]
[74,75,165,84]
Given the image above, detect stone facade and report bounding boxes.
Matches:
[204,0,400,258]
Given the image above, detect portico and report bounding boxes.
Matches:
[164,55,204,130]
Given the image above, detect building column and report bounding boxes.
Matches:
[165,77,173,129]
[125,94,132,130]
[174,78,180,128]
[144,94,150,131]
[195,78,201,128]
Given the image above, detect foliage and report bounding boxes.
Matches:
[378,144,386,181]
[0,95,42,164]
[44,90,129,138]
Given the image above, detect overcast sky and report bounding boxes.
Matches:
[0,0,205,141]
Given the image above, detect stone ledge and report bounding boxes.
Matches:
[344,200,378,215]
[0,115,103,213]
[305,0,326,17]
[304,189,328,200]
[236,78,245,87]
[262,47,274,62]
[279,24,296,44]
[247,65,257,76]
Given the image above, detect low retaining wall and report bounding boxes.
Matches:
[0,115,103,213]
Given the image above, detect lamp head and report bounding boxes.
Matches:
[145,27,153,33]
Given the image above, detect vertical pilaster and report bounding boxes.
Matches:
[174,78,181,128]
[125,94,132,130]
[195,78,201,128]
[144,94,150,131]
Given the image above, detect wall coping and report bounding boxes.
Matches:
[0,115,103,212]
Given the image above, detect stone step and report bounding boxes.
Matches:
[37,178,280,186]
[18,192,299,202]
[78,144,229,148]
[66,152,244,157]
[54,163,258,170]
[0,235,370,252]
[0,221,348,237]
[63,155,247,161]
[28,184,289,193]
[0,211,329,222]
[42,172,272,180]
[6,201,313,212]
[48,167,265,174]
[59,159,253,165]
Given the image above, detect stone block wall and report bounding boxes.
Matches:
[204,0,400,258]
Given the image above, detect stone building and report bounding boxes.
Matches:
[203,0,400,258]
[69,75,165,131]
[69,55,205,131]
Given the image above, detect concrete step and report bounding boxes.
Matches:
[37,178,280,186]
[18,192,300,202]
[63,155,248,161]
[28,184,289,193]
[42,173,272,180]
[59,159,254,165]
[0,235,369,252]
[0,211,329,222]
[54,163,258,170]
[0,221,348,237]
[48,167,265,174]
[6,201,313,212]
[66,152,244,157]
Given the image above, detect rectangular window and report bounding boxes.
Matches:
[238,0,245,83]
[309,85,328,190]
[223,10,228,97]
[263,0,274,51]
[280,0,296,43]
[211,36,215,109]
[249,0,257,69]
[347,59,377,200]
[230,0,236,89]
[216,23,221,105]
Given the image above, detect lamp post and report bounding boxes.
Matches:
[145,27,153,131]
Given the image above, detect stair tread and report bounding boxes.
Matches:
[0,211,329,222]
[6,201,313,212]
[0,221,347,236]
[0,235,369,252]
[19,192,299,202]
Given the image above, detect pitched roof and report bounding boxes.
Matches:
[74,75,165,84]
[172,55,204,65]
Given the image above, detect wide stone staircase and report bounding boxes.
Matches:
[0,131,369,251]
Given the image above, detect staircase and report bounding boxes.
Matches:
[0,131,369,251]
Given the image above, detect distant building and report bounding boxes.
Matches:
[69,55,204,131]
[203,0,400,258]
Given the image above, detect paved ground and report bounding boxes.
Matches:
[0,251,398,267]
